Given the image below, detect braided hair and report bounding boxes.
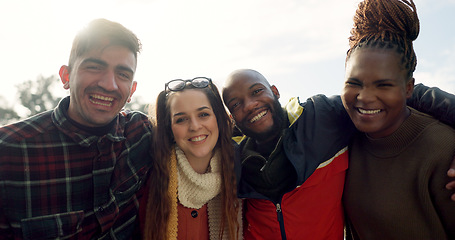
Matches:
[346,0,420,79]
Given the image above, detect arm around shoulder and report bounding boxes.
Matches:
[408,84,455,127]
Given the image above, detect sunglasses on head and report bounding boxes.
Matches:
[165,77,212,93]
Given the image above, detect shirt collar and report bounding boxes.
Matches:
[51,96,125,146]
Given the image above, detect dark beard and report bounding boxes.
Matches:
[237,96,286,142]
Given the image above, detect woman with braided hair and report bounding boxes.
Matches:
[342,0,455,239]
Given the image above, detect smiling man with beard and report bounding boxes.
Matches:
[222,68,455,240]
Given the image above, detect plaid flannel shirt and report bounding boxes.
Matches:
[0,97,153,240]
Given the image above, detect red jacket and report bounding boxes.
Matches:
[237,96,354,240]
[243,148,348,240]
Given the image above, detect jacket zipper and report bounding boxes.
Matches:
[276,203,287,240]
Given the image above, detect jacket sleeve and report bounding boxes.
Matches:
[284,95,356,183]
[408,84,455,127]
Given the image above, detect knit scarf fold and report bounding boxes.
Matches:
[168,145,225,239]
[175,146,221,209]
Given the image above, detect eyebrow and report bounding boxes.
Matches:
[374,79,395,83]
[226,83,263,106]
[172,106,211,117]
[82,58,107,67]
[346,77,360,82]
[249,83,262,89]
[347,78,395,83]
[82,58,135,74]
[226,97,237,106]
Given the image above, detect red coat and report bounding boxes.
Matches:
[243,149,348,240]
[237,96,354,240]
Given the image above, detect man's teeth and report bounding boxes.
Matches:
[190,135,207,142]
[92,101,112,107]
[92,94,114,101]
[250,110,267,123]
[358,108,381,114]
[90,94,114,107]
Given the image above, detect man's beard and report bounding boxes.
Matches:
[237,96,286,142]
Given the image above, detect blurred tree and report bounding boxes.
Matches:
[16,75,62,116]
[125,96,150,114]
[0,75,150,126]
[0,96,20,126]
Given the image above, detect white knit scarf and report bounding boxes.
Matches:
[175,145,222,209]
[172,146,242,240]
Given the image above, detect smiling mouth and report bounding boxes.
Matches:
[358,108,381,114]
[90,94,114,107]
[249,110,268,123]
[189,135,207,142]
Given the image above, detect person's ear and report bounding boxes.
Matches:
[59,65,70,90]
[127,81,137,103]
[405,78,415,99]
[271,85,280,99]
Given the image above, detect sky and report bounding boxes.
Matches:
[1,0,454,115]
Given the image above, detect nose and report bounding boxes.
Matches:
[189,117,202,131]
[357,87,376,103]
[243,97,258,112]
[98,70,119,92]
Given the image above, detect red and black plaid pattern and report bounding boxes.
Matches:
[0,97,154,240]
